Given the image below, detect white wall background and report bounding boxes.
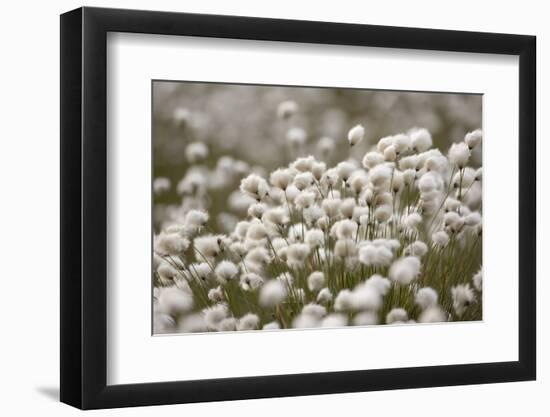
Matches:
[0,0,545,415]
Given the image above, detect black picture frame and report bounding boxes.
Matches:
[60,6,536,410]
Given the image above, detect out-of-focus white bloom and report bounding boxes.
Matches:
[307,271,325,292]
[237,313,260,331]
[178,313,207,333]
[190,262,212,283]
[448,142,471,168]
[302,303,327,318]
[305,228,325,248]
[464,129,482,149]
[321,313,348,328]
[247,203,268,220]
[333,219,358,240]
[317,136,336,157]
[451,284,475,316]
[365,275,391,295]
[377,135,394,153]
[465,212,482,227]
[334,239,358,259]
[317,287,333,304]
[393,133,412,154]
[155,233,190,256]
[352,283,382,311]
[194,234,222,259]
[259,280,287,307]
[291,155,315,173]
[322,198,342,218]
[295,190,316,209]
[246,222,268,240]
[263,321,281,330]
[157,286,194,316]
[444,211,465,233]
[293,172,314,191]
[358,244,393,267]
[277,100,298,119]
[409,127,433,152]
[404,240,428,258]
[473,268,483,291]
[432,230,450,247]
[203,303,229,329]
[347,124,365,147]
[386,308,408,324]
[320,168,340,189]
[270,168,293,190]
[286,127,307,147]
[286,243,311,268]
[373,204,392,223]
[336,161,357,182]
[218,317,238,332]
[240,272,265,291]
[419,306,447,323]
[292,313,320,328]
[334,289,354,311]
[403,212,422,229]
[185,141,209,163]
[389,256,421,285]
[362,151,385,169]
[240,174,270,200]
[475,167,482,181]
[157,263,178,283]
[339,198,356,219]
[173,107,192,126]
[208,286,224,302]
[215,260,239,284]
[415,287,438,310]
[369,164,393,188]
[153,177,171,195]
[353,311,378,326]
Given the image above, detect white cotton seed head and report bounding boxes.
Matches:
[263,321,281,330]
[352,283,382,311]
[365,275,391,296]
[415,287,438,310]
[194,235,222,259]
[321,313,348,328]
[208,286,225,303]
[377,135,394,153]
[383,144,397,161]
[432,230,450,247]
[237,313,260,331]
[358,244,393,267]
[178,313,207,333]
[218,317,238,332]
[369,164,393,187]
[259,280,287,307]
[247,203,268,220]
[410,127,433,152]
[404,241,428,258]
[291,155,316,172]
[464,129,482,149]
[389,256,421,285]
[335,219,358,239]
[156,232,190,257]
[240,272,265,291]
[362,151,385,169]
[277,100,298,119]
[153,177,171,195]
[448,142,471,168]
[334,289,354,311]
[157,287,194,316]
[403,212,422,229]
[214,260,239,284]
[317,287,333,304]
[185,142,209,163]
[240,174,270,200]
[348,124,365,146]
[452,284,476,316]
[353,312,378,326]
[465,212,482,227]
[302,303,327,318]
[293,172,314,191]
[294,190,316,209]
[292,313,320,329]
[393,133,412,154]
[246,222,268,240]
[373,205,392,223]
[203,303,229,329]
[322,198,342,218]
[336,161,357,182]
[270,168,293,190]
[419,307,447,323]
[305,228,325,248]
[307,271,325,292]
[286,243,311,268]
[334,239,358,259]
[286,127,307,147]
[386,308,408,324]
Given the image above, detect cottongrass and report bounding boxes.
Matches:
[153,114,483,334]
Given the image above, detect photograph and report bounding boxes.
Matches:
[151,81,483,335]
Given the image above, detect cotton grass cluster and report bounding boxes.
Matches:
[153,108,483,334]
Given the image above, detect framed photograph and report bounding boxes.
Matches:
[60,6,536,409]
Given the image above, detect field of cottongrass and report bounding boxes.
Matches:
[152,83,482,334]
